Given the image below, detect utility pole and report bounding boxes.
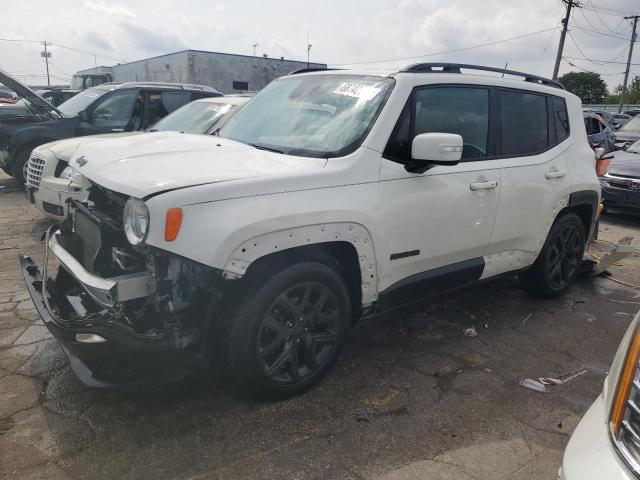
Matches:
[552,0,578,81]
[252,43,258,57]
[618,15,639,113]
[40,41,51,86]
[307,33,312,68]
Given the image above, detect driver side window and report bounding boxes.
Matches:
[90,90,141,130]
[414,87,489,160]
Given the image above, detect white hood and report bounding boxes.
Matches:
[41,132,141,162]
[68,132,327,198]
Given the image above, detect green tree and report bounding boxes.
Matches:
[559,71,608,104]
[606,76,640,105]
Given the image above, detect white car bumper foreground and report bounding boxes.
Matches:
[31,177,85,219]
[560,394,633,480]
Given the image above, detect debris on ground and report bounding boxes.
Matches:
[463,327,478,338]
[522,313,532,326]
[519,378,547,393]
[539,369,588,386]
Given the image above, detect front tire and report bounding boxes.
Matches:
[519,212,586,298]
[221,261,351,399]
[12,149,31,186]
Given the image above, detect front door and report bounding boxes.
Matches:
[376,85,501,306]
[76,89,143,135]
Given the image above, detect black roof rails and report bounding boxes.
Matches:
[289,68,342,75]
[400,63,564,90]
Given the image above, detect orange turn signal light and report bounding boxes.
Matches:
[164,208,182,241]
[611,325,640,435]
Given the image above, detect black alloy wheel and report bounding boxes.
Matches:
[256,281,340,384]
[519,212,586,298]
[544,223,584,290]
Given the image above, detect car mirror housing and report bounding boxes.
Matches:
[406,133,463,173]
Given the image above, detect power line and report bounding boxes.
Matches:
[563,55,638,65]
[588,3,640,17]
[330,27,558,66]
[570,21,632,40]
[0,37,121,62]
[562,57,626,75]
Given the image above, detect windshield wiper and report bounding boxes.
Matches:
[248,143,284,154]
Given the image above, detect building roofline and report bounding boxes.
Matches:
[101,49,326,68]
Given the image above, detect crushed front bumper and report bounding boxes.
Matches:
[19,230,200,387]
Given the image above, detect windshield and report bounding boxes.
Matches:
[219,75,394,158]
[627,139,640,154]
[149,101,236,134]
[58,88,108,116]
[621,116,640,132]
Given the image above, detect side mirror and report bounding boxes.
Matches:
[407,133,463,173]
[78,110,88,122]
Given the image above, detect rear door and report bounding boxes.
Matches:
[486,90,573,278]
[376,85,501,304]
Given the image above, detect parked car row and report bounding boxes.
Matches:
[0,68,222,185]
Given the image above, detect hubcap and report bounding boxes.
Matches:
[256,281,340,384]
[546,224,582,290]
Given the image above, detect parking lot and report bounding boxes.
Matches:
[0,169,639,480]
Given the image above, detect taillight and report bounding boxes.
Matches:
[596,158,610,177]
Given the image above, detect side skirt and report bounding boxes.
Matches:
[376,257,485,312]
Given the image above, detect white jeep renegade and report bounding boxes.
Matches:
[21,64,600,397]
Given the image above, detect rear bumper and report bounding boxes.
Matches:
[560,394,633,480]
[20,250,197,387]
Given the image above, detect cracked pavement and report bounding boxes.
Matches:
[1,171,640,479]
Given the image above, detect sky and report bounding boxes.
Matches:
[0,0,638,90]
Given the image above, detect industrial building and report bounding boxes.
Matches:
[75,49,327,94]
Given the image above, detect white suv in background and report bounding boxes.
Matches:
[25,96,249,218]
[21,64,600,398]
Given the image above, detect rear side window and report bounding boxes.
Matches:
[552,97,569,143]
[499,90,548,156]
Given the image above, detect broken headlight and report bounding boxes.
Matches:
[123,197,149,246]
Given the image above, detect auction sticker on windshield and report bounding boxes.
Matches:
[334,83,381,101]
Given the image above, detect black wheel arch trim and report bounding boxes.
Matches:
[568,190,599,240]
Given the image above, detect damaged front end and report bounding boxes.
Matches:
[20,186,227,387]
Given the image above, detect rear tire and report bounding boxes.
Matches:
[519,212,586,298]
[220,260,351,399]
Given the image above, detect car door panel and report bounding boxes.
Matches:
[375,85,501,295]
[377,158,501,292]
[485,90,573,279]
